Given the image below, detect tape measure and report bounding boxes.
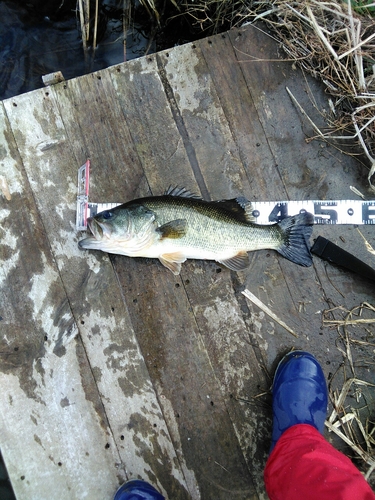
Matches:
[251,200,375,225]
[76,161,375,230]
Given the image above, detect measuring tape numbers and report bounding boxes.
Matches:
[251,200,375,225]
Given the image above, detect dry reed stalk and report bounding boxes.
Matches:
[242,289,299,337]
[93,0,99,51]
[77,0,99,57]
[122,0,131,62]
[77,0,88,52]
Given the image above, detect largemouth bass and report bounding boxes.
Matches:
[78,187,314,275]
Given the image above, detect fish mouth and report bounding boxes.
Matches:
[78,218,109,249]
[87,217,104,239]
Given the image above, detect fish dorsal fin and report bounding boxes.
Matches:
[156,219,187,239]
[214,197,256,223]
[159,252,187,275]
[164,186,201,199]
[217,251,250,271]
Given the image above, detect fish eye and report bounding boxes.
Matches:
[102,211,114,220]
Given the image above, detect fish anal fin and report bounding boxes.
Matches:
[214,197,256,223]
[218,251,250,271]
[159,252,187,275]
[156,219,187,239]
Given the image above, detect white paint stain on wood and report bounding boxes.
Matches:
[164,46,206,114]
[0,176,11,200]
[0,106,24,197]
[154,381,201,500]
[79,307,189,495]
[28,253,59,319]
[0,343,122,500]
[199,296,252,391]
[0,217,20,287]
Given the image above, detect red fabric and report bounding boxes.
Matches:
[264,424,375,500]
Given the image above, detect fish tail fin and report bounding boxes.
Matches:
[277,212,314,267]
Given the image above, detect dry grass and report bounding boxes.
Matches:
[323,302,375,480]
[131,0,252,32]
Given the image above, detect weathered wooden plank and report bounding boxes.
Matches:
[2,84,191,499]
[196,27,305,364]
[199,21,323,355]
[109,56,259,499]
[48,72,195,498]
[228,24,361,201]
[198,31,285,202]
[50,72,147,201]
[157,41,273,500]
[109,56,198,194]
[0,102,122,500]
[223,20,326,343]
[157,44,248,200]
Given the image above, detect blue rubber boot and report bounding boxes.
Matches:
[270,350,328,451]
[114,480,165,500]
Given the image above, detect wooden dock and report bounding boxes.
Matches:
[1,22,374,500]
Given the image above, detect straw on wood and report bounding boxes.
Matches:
[242,289,298,337]
[324,302,375,481]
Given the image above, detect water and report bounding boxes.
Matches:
[0,0,157,101]
[0,0,205,101]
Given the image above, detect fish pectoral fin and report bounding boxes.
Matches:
[217,251,250,271]
[159,252,187,275]
[156,219,187,239]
